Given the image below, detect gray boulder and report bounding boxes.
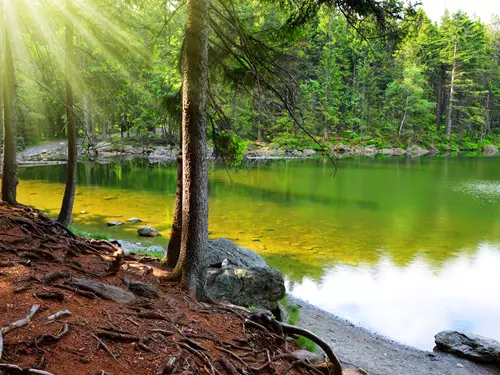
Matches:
[113,239,145,254]
[483,144,499,154]
[435,330,500,362]
[138,226,159,237]
[333,143,351,153]
[205,238,267,268]
[204,266,286,310]
[71,278,136,304]
[407,145,429,157]
[428,144,440,154]
[381,148,394,155]
[302,149,316,156]
[393,148,406,155]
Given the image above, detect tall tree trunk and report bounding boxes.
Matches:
[484,92,491,139]
[446,42,457,139]
[166,151,183,267]
[399,96,409,136]
[168,0,210,297]
[2,0,18,204]
[435,70,444,133]
[58,0,77,227]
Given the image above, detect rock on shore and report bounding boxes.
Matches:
[435,330,500,363]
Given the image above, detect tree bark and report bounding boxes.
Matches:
[445,41,457,139]
[168,0,210,298]
[435,69,444,133]
[58,0,77,227]
[2,0,18,204]
[166,152,183,267]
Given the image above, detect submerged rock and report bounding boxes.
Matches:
[107,221,123,227]
[138,226,159,237]
[435,330,500,362]
[71,278,136,304]
[204,266,286,310]
[127,217,142,223]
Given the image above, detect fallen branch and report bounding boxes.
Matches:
[52,283,98,299]
[33,291,65,302]
[91,333,127,368]
[41,270,71,284]
[0,363,55,375]
[1,305,40,336]
[95,330,142,343]
[36,323,70,346]
[47,309,72,321]
[179,342,220,375]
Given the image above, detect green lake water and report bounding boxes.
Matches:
[15,156,500,350]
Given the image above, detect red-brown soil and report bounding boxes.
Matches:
[0,203,351,375]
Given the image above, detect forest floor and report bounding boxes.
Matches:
[0,203,353,375]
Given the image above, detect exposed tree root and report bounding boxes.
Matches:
[0,305,40,360]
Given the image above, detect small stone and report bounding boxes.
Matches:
[138,226,159,237]
[80,210,87,214]
[127,217,142,223]
[107,221,124,227]
[456,364,464,368]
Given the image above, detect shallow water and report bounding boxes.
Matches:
[15,156,500,350]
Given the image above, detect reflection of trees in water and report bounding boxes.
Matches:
[17,157,500,282]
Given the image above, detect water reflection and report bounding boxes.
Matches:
[13,156,500,349]
[290,243,500,350]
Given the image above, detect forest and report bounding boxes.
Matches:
[1,0,499,153]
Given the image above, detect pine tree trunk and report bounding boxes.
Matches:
[435,70,444,133]
[2,0,18,204]
[58,0,77,227]
[446,42,457,139]
[169,0,210,297]
[166,152,183,267]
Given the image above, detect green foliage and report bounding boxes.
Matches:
[69,226,109,240]
[295,336,318,353]
[248,305,256,311]
[5,1,500,152]
[213,131,250,168]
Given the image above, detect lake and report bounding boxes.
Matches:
[16,155,500,350]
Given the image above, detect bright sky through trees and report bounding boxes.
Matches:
[420,0,499,23]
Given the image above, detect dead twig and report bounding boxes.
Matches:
[36,323,70,346]
[91,333,128,368]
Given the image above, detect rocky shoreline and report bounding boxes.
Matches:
[287,295,500,375]
[16,139,500,167]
